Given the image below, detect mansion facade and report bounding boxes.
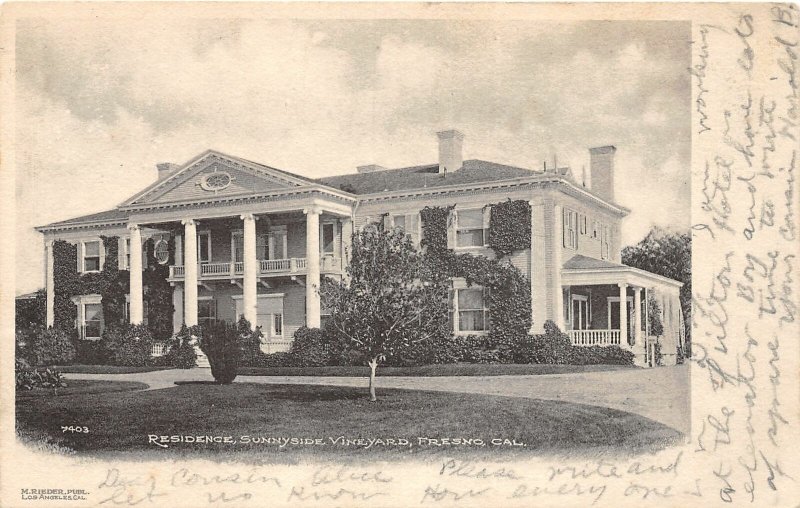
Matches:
[36,130,684,366]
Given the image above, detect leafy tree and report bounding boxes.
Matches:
[622,227,691,355]
[15,289,46,332]
[319,226,446,401]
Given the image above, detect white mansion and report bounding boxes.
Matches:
[37,130,684,366]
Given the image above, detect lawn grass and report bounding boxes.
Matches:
[51,364,172,374]
[16,381,681,462]
[237,363,634,377]
[16,379,148,399]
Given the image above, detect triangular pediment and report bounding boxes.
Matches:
[123,150,312,207]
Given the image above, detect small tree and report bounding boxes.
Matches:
[319,227,446,401]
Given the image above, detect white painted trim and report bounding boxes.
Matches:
[197,230,212,263]
[230,293,286,300]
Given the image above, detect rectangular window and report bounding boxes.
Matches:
[268,227,287,260]
[83,241,102,272]
[592,220,599,239]
[273,313,283,337]
[198,299,217,327]
[124,238,131,269]
[563,208,578,249]
[232,232,244,263]
[601,225,611,259]
[197,232,211,263]
[322,223,335,255]
[84,303,103,339]
[456,209,485,248]
[256,233,268,260]
[452,286,489,333]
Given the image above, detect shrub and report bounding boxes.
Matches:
[514,320,571,364]
[200,321,240,384]
[254,351,296,367]
[162,325,198,369]
[23,326,76,366]
[15,362,68,395]
[236,317,266,367]
[71,337,110,365]
[289,327,332,367]
[568,345,634,365]
[103,324,154,367]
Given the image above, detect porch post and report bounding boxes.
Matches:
[128,224,144,324]
[305,206,322,328]
[45,239,55,327]
[183,219,198,327]
[633,287,642,344]
[618,283,628,346]
[241,213,258,327]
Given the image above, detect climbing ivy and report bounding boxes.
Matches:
[420,205,531,360]
[52,235,174,340]
[488,199,531,257]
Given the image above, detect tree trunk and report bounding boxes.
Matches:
[368,357,378,402]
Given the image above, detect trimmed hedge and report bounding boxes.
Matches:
[514,320,572,364]
[162,325,198,369]
[289,327,333,367]
[200,321,241,384]
[569,345,635,365]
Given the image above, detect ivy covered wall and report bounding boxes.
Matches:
[419,200,532,360]
[52,235,175,340]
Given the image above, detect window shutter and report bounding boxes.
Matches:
[382,214,391,231]
[562,209,568,247]
[447,210,457,249]
[482,207,491,246]
[407,213,420,247]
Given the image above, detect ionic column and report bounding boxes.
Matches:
[242,213,258,327]
[45,239,55,327]
[128,224,144,324]
[304,206,322,328]
[618,282,628,347]
[183,219,198,327]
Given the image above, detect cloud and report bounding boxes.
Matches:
[13,18,690,293]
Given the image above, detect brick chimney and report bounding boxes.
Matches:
[156,162,180,181]
[437,129,464,175]
[588,146,616,201]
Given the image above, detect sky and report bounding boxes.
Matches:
[14,18,690,295]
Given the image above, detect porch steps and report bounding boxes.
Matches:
[193,345,211,368]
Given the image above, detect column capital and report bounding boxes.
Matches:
[617,282,628,289]
[181,218,196,227]
[127,223,140,232]
[240,213,256,222]
[633,286,643,293]
[303,206,322,216]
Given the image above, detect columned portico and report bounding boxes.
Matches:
[304,206,322,328]
[128,224,144,324]
[241,213,258,326]
[183,219,198,327]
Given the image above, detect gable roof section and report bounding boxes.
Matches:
[121,150,316,208]
[317,159,541,194]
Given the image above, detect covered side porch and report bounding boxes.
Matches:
[561,255,684,367]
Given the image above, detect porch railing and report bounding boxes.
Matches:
[151,342,169,357]
[569,329,621,346]
[169,256,344,279]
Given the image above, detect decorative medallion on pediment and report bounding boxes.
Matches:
[197,165,235,192]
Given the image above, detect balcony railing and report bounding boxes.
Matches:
[168,257,341,280]
[568,329,621,346]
